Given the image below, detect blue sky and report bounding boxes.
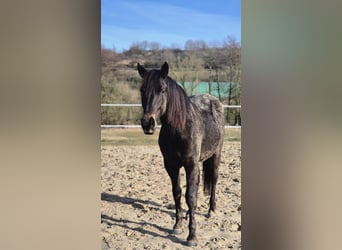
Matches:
[101,0,241,51]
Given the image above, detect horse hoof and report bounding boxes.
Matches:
[172,228,183,235]
[186,240,198,247]
[206,210,215,218]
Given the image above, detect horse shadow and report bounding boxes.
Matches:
[101,192,210,246]
[101,192,160,207]
[101,214,186,245]
[101,192,188,246]
[101,192,207,217]
[101,192,175,216]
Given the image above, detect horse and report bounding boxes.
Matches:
[137,62,225,246]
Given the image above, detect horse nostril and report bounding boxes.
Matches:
[141,117,154,127]
[141,116,156,133]
[141,118,149,128]
[149,117,155,127]
[141,115,157,135]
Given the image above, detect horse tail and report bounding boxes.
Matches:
[203,158,214,196]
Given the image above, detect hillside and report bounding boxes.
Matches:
[101,38,241,125]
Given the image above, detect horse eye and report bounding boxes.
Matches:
[161,89,166,94]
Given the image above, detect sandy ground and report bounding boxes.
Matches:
[101,143,241,249]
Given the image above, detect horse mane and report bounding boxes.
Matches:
[165,77,189,131]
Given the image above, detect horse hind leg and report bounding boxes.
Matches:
[203,154,220,218]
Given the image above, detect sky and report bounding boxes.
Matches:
[101,0,241,52]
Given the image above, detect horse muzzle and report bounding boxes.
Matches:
[141,114,157,135]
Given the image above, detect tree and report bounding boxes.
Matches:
[149,42,161,51]
[221,36,241,125]
[222,36,241,105]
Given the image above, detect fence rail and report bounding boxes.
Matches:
[101,104,241,129]
[101,104,142,107]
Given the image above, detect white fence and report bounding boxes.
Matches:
[101,104,241,129]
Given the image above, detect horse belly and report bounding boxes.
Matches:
[199,139,220,161]
[199,127,222,161]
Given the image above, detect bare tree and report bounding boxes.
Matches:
[222,36,241,105]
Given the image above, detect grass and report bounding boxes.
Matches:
[224,128,241,142]
[101,128,159,146]
[101,128,240,146]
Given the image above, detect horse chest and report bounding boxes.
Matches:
[159,133,192,160]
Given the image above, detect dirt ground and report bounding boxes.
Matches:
[101,143,241,249]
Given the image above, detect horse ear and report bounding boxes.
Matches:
[160,62,168,78]
[137,63,147,78]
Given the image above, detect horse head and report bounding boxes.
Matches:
[137,62,169,134]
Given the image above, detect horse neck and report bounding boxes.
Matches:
[163,79,190,131]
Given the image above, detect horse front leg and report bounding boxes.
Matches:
[165,163,183,234]
[184,162,200,246]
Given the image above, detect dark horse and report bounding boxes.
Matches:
[137,62,224,246]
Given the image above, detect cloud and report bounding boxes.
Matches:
[101,0,241,50]
[102,24,191,51]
